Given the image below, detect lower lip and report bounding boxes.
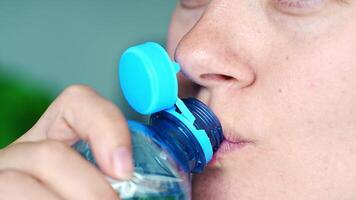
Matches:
[211,140,249,162]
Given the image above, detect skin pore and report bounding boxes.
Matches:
[167,0,356,199]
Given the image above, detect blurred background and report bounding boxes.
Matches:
[0,0,177,148]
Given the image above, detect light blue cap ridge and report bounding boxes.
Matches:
[119,42,180,115]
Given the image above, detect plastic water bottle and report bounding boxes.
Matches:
[72,42,224,200]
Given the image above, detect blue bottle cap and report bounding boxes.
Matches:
[119,42,180,115]
[118,42,218,167]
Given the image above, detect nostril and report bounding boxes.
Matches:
[200,74,234,82]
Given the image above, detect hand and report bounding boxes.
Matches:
[0,85,133,200]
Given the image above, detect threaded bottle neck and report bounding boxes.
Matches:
[150,98,224,173]
[182,98,224,154]
[150,111,205,173]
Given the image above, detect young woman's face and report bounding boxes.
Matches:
[167,0,356,199]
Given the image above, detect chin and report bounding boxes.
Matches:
[192,168,241,200]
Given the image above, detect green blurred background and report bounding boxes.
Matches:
[0,0,177,148]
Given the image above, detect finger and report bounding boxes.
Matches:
[0,141,120,200]
[0,170,63,200]
[16,85,133,179]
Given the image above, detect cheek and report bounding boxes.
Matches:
[260,38,356,139]
[244,31,356,177]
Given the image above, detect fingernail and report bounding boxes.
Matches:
[112,147,133,180]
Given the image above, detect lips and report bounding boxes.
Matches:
[215,140,250,156]
[196,98,255,164]
[210,126,254,164]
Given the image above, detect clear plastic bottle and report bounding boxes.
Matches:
[73,42,224,199]
[73,98,223,200]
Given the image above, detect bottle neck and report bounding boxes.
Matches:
[182,98,224,154]
[150,111,206,173]
[150,98,224,173]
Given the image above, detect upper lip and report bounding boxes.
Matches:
[220,121,255,144]
[198,97,255,145]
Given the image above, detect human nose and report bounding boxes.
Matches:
[174,6,256,90]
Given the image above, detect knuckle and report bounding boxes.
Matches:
[34,140,70,163]
[0,170,33,189]
[0,170,26,197]
[0,170,23,181]
[61,84,96,99]
[57,84,100,111]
